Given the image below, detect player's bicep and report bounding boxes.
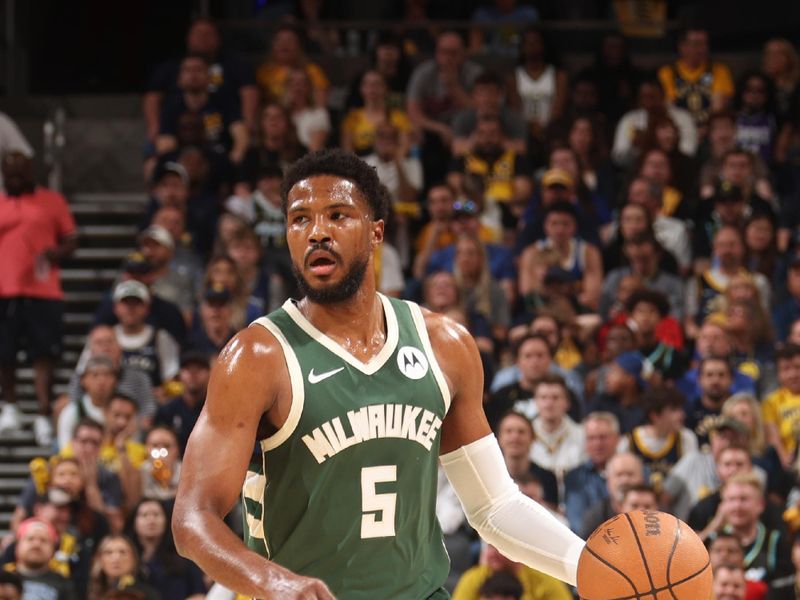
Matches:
[426,314,491,454]
[177,330,279,516]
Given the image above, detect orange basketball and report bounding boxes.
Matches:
[576,510,712,600]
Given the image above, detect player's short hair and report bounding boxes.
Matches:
[583,411,620,434]
[281,149,389,221]
[641,387,685,421]
[478,571,524,600]
[626,288,670,318]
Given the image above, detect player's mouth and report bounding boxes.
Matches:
[306,250,338,277]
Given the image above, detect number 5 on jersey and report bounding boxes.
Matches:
[360,465,397,539]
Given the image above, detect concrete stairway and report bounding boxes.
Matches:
[0,192,146,537]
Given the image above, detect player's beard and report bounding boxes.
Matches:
[293,252,370,305]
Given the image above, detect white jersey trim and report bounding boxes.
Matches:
[406,301,452,414]
[281,293,399,376]
[251,317,305,452]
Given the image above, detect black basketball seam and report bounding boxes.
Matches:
[584,545,643,599]
[624,512,657,596]
[665,514,682,600]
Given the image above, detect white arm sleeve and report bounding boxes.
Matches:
[440,434,585,586]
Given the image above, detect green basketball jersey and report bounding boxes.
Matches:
[242,294,452,599]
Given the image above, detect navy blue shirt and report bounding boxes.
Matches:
[564,460,608,533]
[155,395,205,454]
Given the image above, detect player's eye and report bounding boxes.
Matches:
[291,215,308,225]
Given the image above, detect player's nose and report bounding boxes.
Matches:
[308,216,332,244]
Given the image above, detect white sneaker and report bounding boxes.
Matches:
[33,415,54,448]
[0,403,23,433]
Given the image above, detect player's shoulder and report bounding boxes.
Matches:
[418,304,478,357]
[215,318,286,374]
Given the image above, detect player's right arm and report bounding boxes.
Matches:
[172,326,334,600]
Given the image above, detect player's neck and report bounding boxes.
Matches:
[300,286,387,358]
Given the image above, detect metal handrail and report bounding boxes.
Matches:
[42,105,65,193]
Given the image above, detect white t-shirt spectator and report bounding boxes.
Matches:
[292,107,331,149]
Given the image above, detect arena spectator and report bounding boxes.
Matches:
[150,206,205,308]
[735,72,779,164]
[772,258,800,341]
[256,24,329,107]
[612,77,697,167]
[714,473,795,598]
[0,151,77,446]
[452,543,571,600]
[186,285,237,356]
[126,499,206,599]
[634,147,689,218]
[657,26,734,129]
[3,518,75,599]
[563,412,621,532]
[447,115,533,227]
[87,535,160,600]
[283,68,330,152]
[711,563,748,600]
[530,374,585,475]
[154,351,209,454]
[143,17,258,141]
[581,33,642,128]
[565,116,615,207]
[0,112,33,192]
[67,325,156,427]
[600,233,684,320]
[762,38,800,123]
[579,452,645,538]
[762,344,800,468]
[626,289,684,380]
[662,416,751,520]
[344,32,411,112]
[138,225,195,319]
[476,571,523,600]
[495,411,558,509]
[139,426,181,503]
[223,226,270,319]
[451,72,526,156]
[239,102,307,178]
[684,356,734,443]
[406,30,482,183]
[0,570,21,600]
[743,210,779,280]
[156,55,248,167]
[619,386,697,490]
[585,350,648,433]
[108,280,180,392]
[507,28,568,152]
[619,483,659,513]
[341,70,413,157]
[57,356,117,451]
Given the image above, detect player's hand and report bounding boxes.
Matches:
[261,569,336,600]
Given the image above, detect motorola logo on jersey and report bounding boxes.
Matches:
[397,346,428,380]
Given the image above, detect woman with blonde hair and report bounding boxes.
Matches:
[88,535,160,600]
[762,38,800,120]
[722,392,791,502]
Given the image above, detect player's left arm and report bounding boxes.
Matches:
[427,309,585,586]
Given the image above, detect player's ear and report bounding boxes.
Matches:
[371,219,384,247]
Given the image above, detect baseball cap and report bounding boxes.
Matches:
[180,349,210,369]
[708,415,748,436]
[541,168,574,189]
[140,224,175,250]
[613,351,650,389]
[122,251,154,275]
[203,282,231,304]
[113,280,151,303]
[152,161,189,186]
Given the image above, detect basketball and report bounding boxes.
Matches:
[576,510,712,600]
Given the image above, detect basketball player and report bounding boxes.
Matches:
[172,150,585,599]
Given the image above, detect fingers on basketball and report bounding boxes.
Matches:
[576,510,712,600]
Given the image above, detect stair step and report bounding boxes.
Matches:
[71,193,148,205]
[63,313,93,326]
[60,269,119,281]
[77,225,138,237]
[63,291,105,303]
[72,248,132,261]
[0,463,34,476]
[16,367,73,381]
[0,478,30,491]
[64,335,87,347]
[0,494,23,506]
[14,384,67,397]
[0,446,52,460]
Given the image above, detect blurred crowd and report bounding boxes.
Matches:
[1,4,800,599]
